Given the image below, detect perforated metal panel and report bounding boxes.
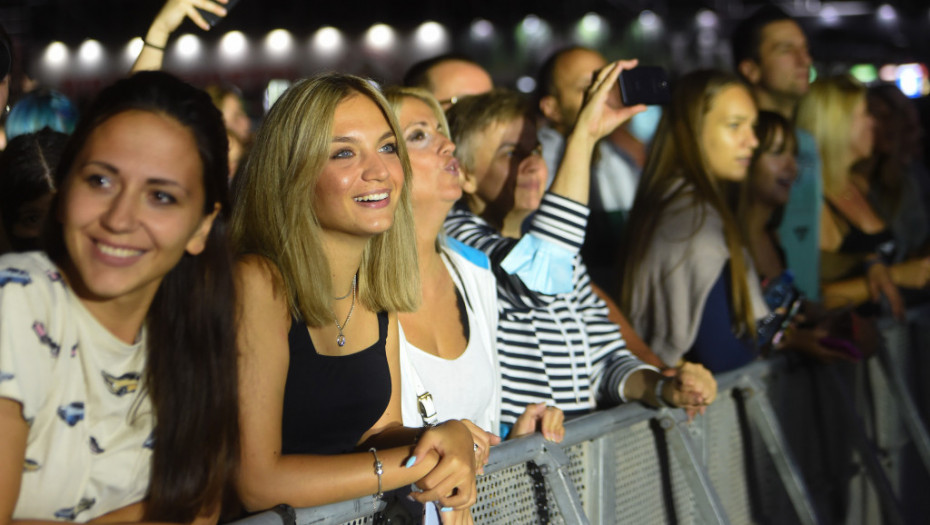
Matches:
[472,462,542,524]
[545,441,588,524]
[608,419,699,524]
[701,392,754,524]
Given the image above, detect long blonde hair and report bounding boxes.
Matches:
[230,74,420,326]
[621,69,757,336]
[796,74,866,196]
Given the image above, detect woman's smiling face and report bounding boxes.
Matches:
[312,93,404,241]
[60,109,216,306]
[751,125,798,207]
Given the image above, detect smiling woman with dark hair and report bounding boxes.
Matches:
[0,71,239,523]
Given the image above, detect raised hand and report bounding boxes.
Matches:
[152,0,228,34]
[573,59,647,145]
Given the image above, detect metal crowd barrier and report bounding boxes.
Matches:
[232,304,930,525]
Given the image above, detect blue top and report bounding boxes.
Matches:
[685,262,758,373]
[777,129,822,300]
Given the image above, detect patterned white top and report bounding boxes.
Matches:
[0,252,153,522]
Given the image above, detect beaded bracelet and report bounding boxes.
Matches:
[369,447,384,512]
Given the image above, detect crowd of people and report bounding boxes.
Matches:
[1,1,929,523]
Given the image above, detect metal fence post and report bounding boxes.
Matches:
[659,411,731,525]
[826,367,908,525]
[534,443,590,525]
[739,376,822,525]
[874,342,930,476]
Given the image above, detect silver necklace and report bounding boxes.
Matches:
[333,275,357,347]
[333,274,356,301]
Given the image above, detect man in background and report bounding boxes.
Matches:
[732,6,821,299]
[403,54,493,109]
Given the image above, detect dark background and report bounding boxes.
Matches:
[3,0,930,118]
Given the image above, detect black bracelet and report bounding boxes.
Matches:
[143,39,166,52]
[863,255,883,273]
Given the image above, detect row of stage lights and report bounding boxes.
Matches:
[39,3,923,73]
[41,14,613,72]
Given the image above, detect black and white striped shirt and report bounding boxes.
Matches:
[444,194,654,426]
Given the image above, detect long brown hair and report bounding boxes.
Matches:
[620,69,758,336]
[45,71,239,521]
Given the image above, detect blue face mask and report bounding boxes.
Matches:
[628,105,663,144]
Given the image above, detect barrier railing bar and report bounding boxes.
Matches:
[534,444,590,525]
[874,342,930,476]
[660,411,731,525]
[480,433,546,475]
[292,498,385,525]
[589,437,613,525]
[825,367,907,525]
[739,376,822,525]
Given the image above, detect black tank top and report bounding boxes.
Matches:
[281,311,391,455]
[825,199,896,257]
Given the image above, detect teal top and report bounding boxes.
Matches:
[777,128,822,300]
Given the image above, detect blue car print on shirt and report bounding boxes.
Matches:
[23,458,40,472]
[54,497,95,521]
[57,402,85,426]
[0,267,30,287]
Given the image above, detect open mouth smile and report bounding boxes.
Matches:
[95,240,145,258]
[354,192,389,202]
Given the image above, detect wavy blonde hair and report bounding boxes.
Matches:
[230,74,420,326]
[796,74,866,196]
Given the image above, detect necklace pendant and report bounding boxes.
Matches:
[337,335,346,347]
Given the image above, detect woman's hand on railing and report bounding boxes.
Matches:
[459,419,500,474]
[890,256,930,291]
[409,420,477,509]
[782,324,859,364]
[865,261,905,320]
[662,362,717,417]
[511,403,565,443]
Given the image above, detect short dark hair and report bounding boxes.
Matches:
[403,53,483,90]
[730,5,792,72]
